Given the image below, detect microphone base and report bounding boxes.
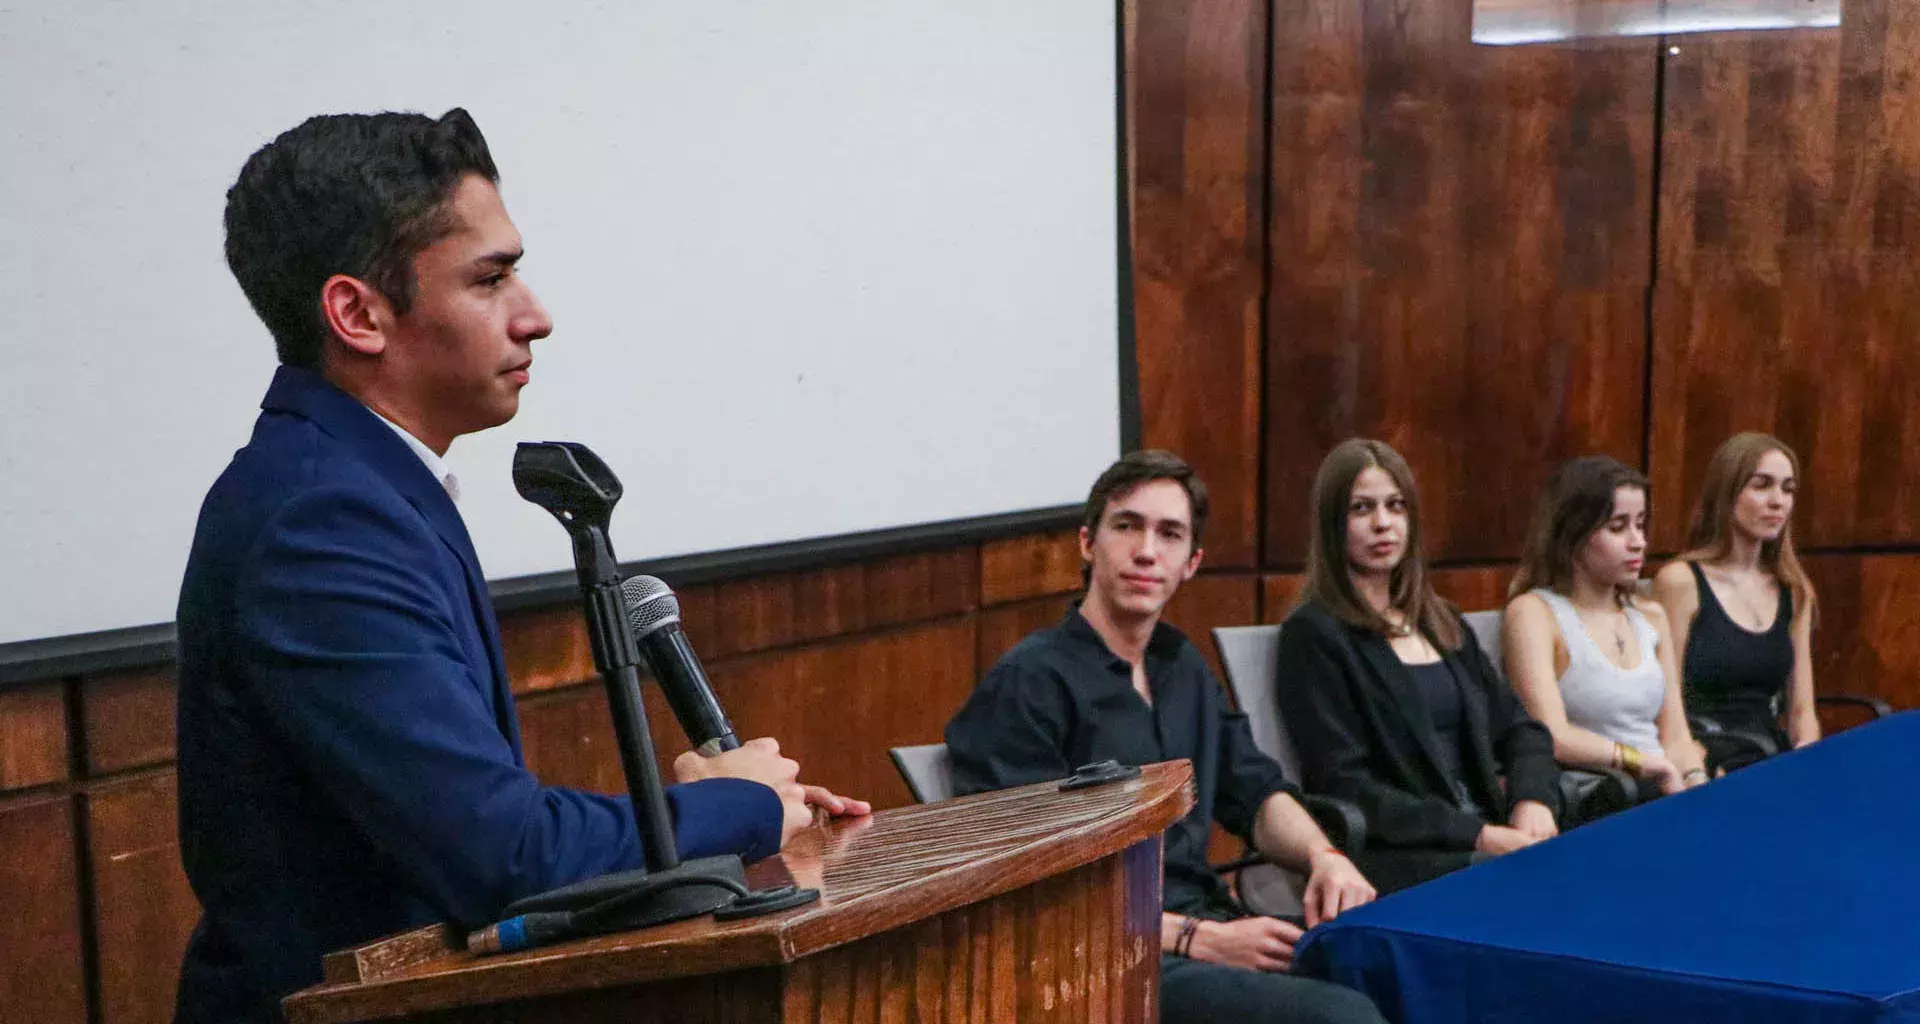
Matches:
[505,855,746,934]
[476,856,825,954]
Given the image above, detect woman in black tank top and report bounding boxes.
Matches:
[1650,433,1819,755]
[1678,561,1793,741]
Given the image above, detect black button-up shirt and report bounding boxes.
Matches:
[945,607,1296,915]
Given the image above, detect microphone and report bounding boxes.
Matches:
[620,574,740,756]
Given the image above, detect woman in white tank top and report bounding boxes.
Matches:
[1501,457,1708,798]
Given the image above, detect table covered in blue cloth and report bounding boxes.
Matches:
[1295,711,1920,1023]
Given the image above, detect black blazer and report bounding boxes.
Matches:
[1275,600,1562,851]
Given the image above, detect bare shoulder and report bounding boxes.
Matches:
[1652,559,1694,586]
[1502,591,1555,635]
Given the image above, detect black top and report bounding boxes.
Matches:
[1405,659,1476,814]
[1275,600,1561,851]
[1681,561,1794,737]
[945,607,1296,915]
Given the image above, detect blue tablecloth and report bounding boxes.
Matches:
[1296,711,1920,1023]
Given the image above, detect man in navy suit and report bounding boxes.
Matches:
[174,108,867,1022]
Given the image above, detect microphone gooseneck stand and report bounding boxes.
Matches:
[469,441,816,955]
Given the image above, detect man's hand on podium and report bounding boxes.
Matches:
[672,737,872,848]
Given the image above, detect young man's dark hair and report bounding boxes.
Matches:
[223,108,498,369]
[1079,448,1210,585]
[1081,448,1211,546]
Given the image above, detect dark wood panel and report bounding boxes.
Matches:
[0,796,88,1024]
[1131,0,1268,568]
[1261,573,1308,625]
[83,668,175,776]
[1431,565,1516,615]
[0,680,70,790]
[87,771,200,1024]
[518,686,627,798]
[1803,553,1920,711]
[1648,6,1920,550]
[979,530,1082,606]
[501,606,594,697]
[1646,26,1858,550]
[1266,0,1655,565]
[707,549,977,659]
[706,619,978,811]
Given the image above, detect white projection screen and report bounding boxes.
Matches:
[0,2,1129,669]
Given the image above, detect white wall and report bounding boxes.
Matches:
[0,1,1122,646]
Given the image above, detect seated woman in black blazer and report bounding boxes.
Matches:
[1276,439,1563,895]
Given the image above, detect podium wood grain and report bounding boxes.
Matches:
[285,761,1195,1024]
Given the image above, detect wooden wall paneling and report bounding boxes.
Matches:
[0,680,70,790]
[1129,0,1268,568]
[82,668,176,776]
[1803,553,1920,711]
[1430,565,1516,614]
[1646,28,1850,550]
[0,795,88,1024]
[517,686,627,798]
[980,530,1083,607]
[501,606,594,698]
[705,620,979,810]
[87,771,200,1024]
[1260,573,1308,624]
[1266,0,1655,565]
[1649,9,1920,550]
[707,549,977,659]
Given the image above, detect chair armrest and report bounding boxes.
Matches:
[1559,768,1639,827]
[1816,693,1893,719]
[1300,793,1368,854]
[1691,715,1779,773]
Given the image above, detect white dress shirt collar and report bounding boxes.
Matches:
[367,408,461,502]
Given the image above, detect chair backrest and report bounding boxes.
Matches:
[1461,608,1506,681]
[1210,625,1300,781]
[888,743,955,804]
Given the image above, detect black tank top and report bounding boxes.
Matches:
[1680,561,1793,737]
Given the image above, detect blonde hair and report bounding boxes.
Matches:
[1301,438,1462,649]
[1679,432,1815,618]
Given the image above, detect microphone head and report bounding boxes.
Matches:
[620,574,682,639]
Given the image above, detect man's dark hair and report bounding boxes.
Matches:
[1079,449,1210,584]
[223,108,499,369]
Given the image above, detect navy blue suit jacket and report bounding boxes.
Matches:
[174,366,781,1022]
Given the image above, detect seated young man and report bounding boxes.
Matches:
[944,450,1387,1024]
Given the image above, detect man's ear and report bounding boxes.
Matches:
[1181,546,1205,581]
[320,274,390,358]
[1078,525,1095,563]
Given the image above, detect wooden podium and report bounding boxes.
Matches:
[283,761,1195,1023]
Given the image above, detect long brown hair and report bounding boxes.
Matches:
[1302,438,1462,649]
[1679,432,1815,616]
[1509,455,1650,606]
